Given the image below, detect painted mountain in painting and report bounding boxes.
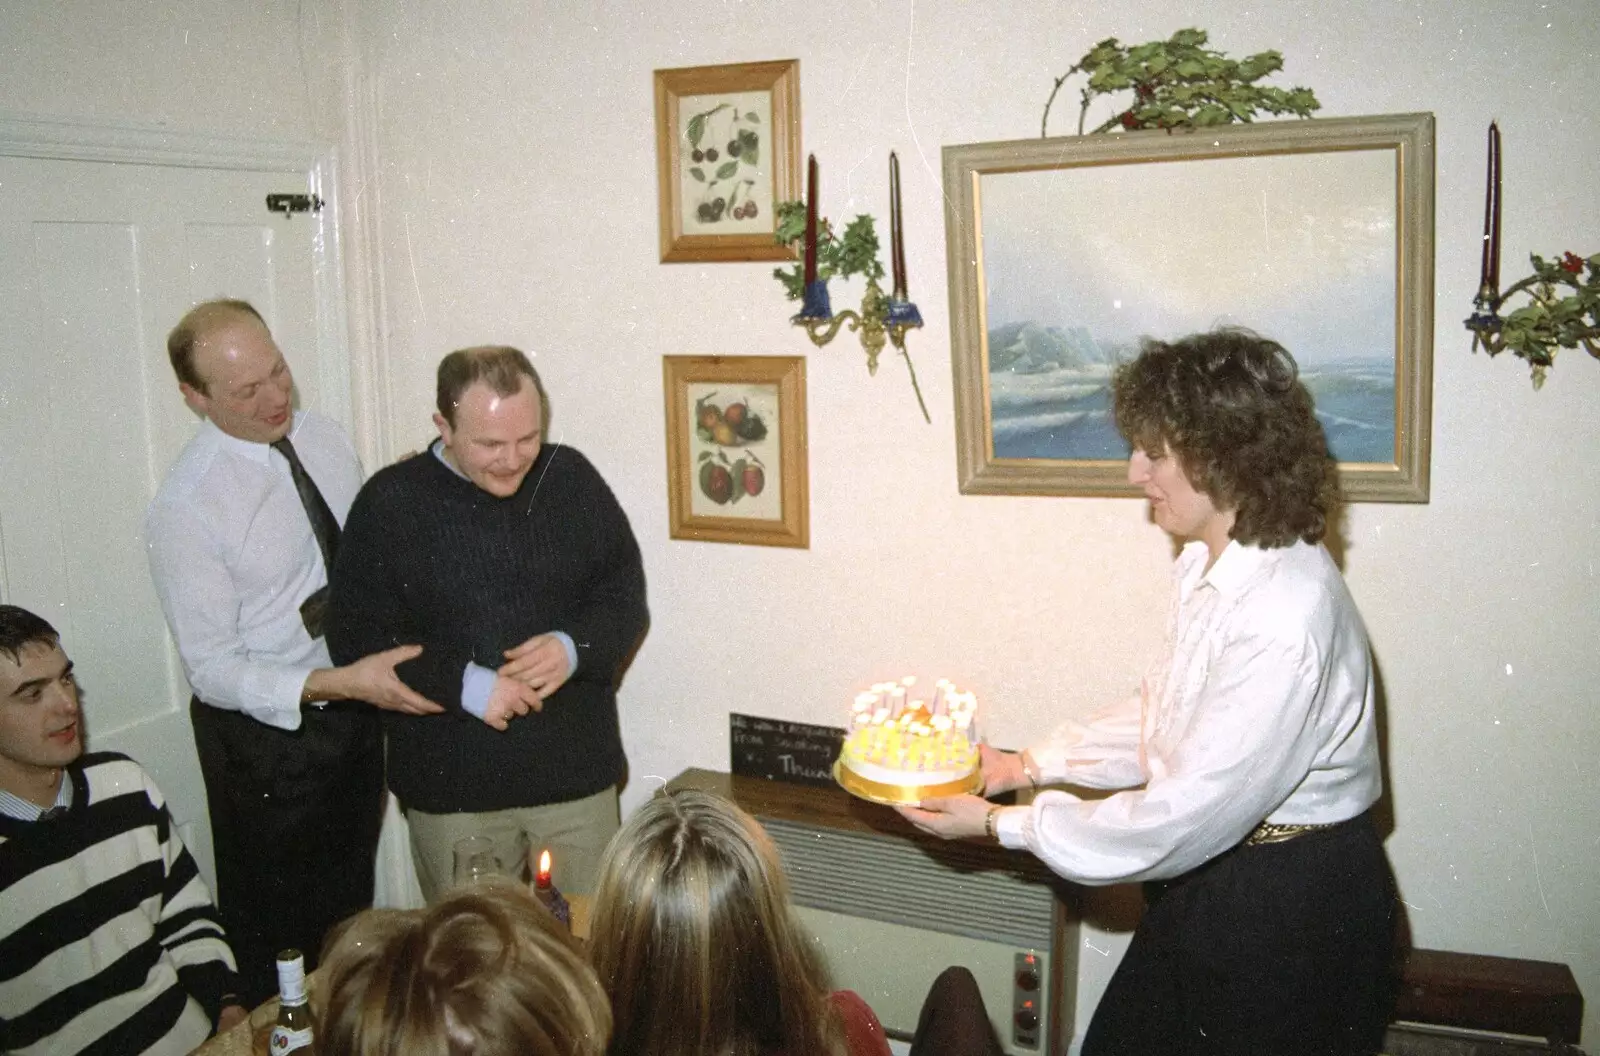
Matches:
[987,323,1394,465]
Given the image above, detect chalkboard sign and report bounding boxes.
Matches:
[729,713,845,788]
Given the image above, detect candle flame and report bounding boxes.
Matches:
[537,849,551,878]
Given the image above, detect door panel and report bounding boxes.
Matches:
[0,148,339,888]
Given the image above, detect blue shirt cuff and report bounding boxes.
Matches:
[551,631,579,676]
[461,662,496,720]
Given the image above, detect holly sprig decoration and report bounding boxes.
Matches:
[1474,252,1600,389]
[1040,28,1320,137]
[771,200,885,298]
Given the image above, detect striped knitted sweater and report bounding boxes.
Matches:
[0,752,240,1055]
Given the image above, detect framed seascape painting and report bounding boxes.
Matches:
[942,113,1435,502]
[663,355,808,548]
[654,59,801,263]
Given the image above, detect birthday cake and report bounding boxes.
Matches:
[834,677,983,805]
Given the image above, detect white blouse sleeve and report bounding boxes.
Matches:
[1026,688,1148,791]
[996,623,1327,885]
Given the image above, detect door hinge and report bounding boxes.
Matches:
[266,193,324,216]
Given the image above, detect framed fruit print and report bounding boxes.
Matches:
[654,59,801,263]
[663,355,808,548]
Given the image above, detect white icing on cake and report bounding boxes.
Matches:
[837,678,980,790]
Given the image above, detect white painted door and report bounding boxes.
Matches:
[0,131,346,888]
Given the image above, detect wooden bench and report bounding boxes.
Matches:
[1392,949,1584,1051]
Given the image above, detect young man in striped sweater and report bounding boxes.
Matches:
[0,605,248,1055]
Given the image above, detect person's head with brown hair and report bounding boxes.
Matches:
[165,299,296,445]
[165,299,266,394]
[432,346,550,498]
[588,789,847,1056]
[1113,327,1338,550]
[434,345,547,429]
[318,880,610,1056]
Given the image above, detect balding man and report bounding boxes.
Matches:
[145,299,442,1003]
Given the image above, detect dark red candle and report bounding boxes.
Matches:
[803,154,819,285]
[889,152,907,298]
[1480,122,1501,296]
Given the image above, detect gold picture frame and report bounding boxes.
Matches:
[943,113,1435,503]
[653,59,801,264]
[663,355,808,548]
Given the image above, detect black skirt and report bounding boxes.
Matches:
[1082,812,1397,1056]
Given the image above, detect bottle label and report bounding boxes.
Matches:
[269,1025,314,1052]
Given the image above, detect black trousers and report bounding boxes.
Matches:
[190,697,384,1005]
[1082,813,1397,1056]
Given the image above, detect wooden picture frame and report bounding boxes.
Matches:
[654,59,801,263]
[943,113,1435,503]
[663,355,808,548]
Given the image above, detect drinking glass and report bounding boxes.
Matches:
[452,835,502,888]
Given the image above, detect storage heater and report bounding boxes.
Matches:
[760,816,1078,1054]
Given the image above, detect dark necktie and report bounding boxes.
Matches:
[272,436,341,638]
[271,436,341,571]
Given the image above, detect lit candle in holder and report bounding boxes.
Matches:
[536,848,552,888]
[532,847,571,930]
[1479,121,1501,299]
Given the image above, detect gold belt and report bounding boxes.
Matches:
[1243,819,1340,846]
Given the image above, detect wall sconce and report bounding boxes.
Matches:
[778,153,931,423]
[1465,123,1599,389]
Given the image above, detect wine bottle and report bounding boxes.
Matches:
[269,949,316,1054]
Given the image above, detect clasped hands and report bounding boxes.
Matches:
[483,633,572,731]
[895,744,1031,840]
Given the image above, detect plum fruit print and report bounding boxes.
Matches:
[685,103,761,224]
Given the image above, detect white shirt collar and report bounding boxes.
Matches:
[431,439,470,481]
[1195,538,1275,598]
[205,411,306,465]
[0,768,74,823]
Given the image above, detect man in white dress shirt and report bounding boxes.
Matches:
[903,329,1396,1056]
[145,299,442,1004]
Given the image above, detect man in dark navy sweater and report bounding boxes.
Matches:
[328,346,648,901]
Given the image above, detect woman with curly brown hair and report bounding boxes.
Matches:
[903,329,1395,1056]
[317,880,610,1056]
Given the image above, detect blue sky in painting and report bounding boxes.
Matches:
[978,147,1396,367]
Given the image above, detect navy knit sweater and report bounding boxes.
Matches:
[327,443,648,813]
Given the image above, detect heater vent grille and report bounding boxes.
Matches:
[760,816,1057,949]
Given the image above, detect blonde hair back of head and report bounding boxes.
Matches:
[589,789,847,1056]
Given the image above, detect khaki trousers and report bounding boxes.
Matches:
[404,786,619,903]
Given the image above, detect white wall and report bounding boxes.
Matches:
[6,0,1597,1046]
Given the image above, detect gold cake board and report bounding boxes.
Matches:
[833,760,983,806]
